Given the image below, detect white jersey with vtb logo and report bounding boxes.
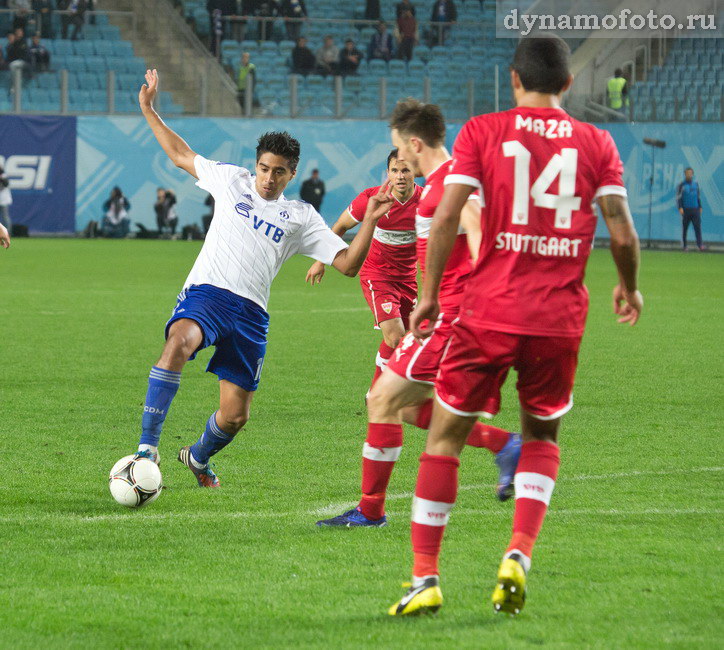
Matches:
[184,155,348,311]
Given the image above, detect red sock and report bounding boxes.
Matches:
[358,422,403,520]
[414,399,433,429]
[465,422,511,454]
[370,341,394,388]
[506,440,560,562]
[411,453,460,577]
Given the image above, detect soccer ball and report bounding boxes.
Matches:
[109,455,163,508]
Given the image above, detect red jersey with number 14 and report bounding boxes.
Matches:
[416,160,480,316]
[348,185,421,283]
[448,106,626,337]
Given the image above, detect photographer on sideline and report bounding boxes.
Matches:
[102,186,131,238]
[155,187,179,236]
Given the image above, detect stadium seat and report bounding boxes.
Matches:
[388,60,406,76]
[111,41,134,57]
[407,60,425,77]
[368,59,387,77]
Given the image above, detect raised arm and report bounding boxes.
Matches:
[409,182,473,338]
[460,197,482,263]
[306,210,359,284]
[597,193,643,326]
[139,69,197,178]
[330,182,393,277]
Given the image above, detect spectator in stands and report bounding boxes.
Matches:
[396,0,415,18]
[56,0,71,40]
[236,51,258,109]
[7,28,30,76]
[0,163,12,234]
[68,0,87,41]
[228,0,252,43]
[10,0,32,32]
[280,0,306,43]
[364,0,380,21]
[32,0,54,38]
[0,45,7,72]
[430,0,456,46]
[677,167,705,251]
[254,0,279,41]
[300,169,325,212]
[316,35,338,76]
[395,8,417,61]
[155,188,179,236]
[369,21,394,62]
[606,68,628,115]
[339,38,362,76]
[209,7,223,57]
[101,186,131,239]
[29,33,50,71]
[291,36,315,76]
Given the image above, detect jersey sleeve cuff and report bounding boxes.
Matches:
[346,207,360,223]
[593,185,628,199]
[444,174,482,190]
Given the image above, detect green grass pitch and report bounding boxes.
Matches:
[1,240,722,648]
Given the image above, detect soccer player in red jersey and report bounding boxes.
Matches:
[316,100,521,528]
[306,151,420,390]
[389,36,643,616]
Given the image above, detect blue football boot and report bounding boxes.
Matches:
[495,433,522,501]
[316,507,387,527]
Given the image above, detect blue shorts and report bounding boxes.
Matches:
[165,284,269,392]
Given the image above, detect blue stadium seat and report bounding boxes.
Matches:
[98,25,121,40]
[53,40,74,56]
[85,56,108,73]
[37,73,60,89]
[89,90,108,111]
[111,41,134,57]
[415,45,431,62]
[388,60,406,76]
[407,59,425,77]
[72,40,96,56]
[105,57,127,72]
[367,59,387,77]
[239,40,259,54]
[93,41,115,57]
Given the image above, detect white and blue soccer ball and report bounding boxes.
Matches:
[109,455,163,508]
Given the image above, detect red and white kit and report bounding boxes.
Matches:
[348,185,422,328]
[436,106,627,419]
[386,160,480,384]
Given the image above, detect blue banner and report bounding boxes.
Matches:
[75,117,723,242]
[0,116,76,233]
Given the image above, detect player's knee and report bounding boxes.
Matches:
[383,331,403,349]
[165,330,197,360]
[367,384,397,417]
[219,410,249,434]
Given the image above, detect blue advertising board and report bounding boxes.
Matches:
[0,116,77,233]
[76,116,723,243]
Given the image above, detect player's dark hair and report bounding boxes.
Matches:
[511,36,571,94]
[256,131,301,171]
[390,98,446,148]
[614,68,623,77]
[387,148,400,168]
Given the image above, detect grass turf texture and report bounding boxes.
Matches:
[1,239,722,649]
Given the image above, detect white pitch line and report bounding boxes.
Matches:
[0,466,721,525]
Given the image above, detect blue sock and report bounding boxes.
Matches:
[139,366,181,448]
[190,412,235,466]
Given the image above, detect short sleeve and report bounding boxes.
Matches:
[446,120,483,190]
[298,209,348,264]
[194,155,250,199]
[593,130,627,199]
[347,190,371,223]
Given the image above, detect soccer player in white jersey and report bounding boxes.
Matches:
[133,70,395,487]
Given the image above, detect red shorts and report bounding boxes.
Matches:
[435,319,582,420]
[360,277,417,328]
[386,318,453,385]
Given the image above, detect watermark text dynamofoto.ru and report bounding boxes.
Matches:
[503,9,717,37]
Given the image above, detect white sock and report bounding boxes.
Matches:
[412,574,439,588]
[189,450,207,470]
[138,444,158,455]
[504,549,531,574]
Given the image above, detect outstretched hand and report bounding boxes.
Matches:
[365,180,394,221]
[139,69,159,111]
[612,284,643,326]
